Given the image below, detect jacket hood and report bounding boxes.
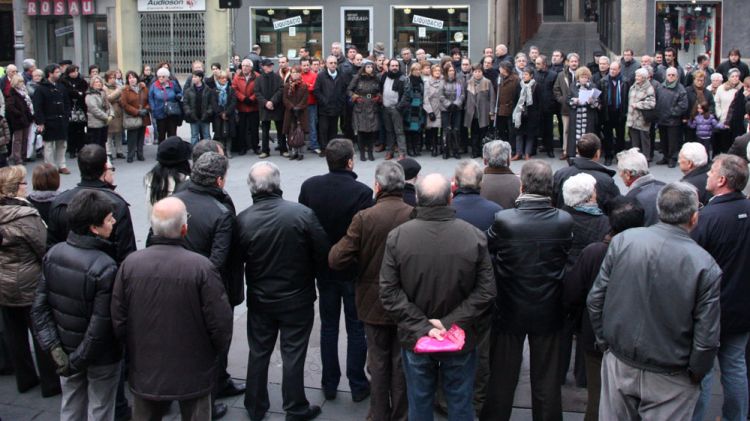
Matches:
[0,199,40,225]
[572,157,616,177]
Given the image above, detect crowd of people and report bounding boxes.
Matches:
[0,41,750,421]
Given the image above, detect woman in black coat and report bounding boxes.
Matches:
[60,65,88,158]
[212,71,237,158]
[513,68,541,160]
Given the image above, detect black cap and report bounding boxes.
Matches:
[260,58,274,67]
[157,136,192,166]
[397,158,421,180]
[59,59,73,66]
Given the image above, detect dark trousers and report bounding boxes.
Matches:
[317,279,369,395]
[342,105,355,140]
[244,306,314,421]
[261,120,287,154]
[67,122,87,155]
[126,127,145,160]
[714,128,734,155]
[87,127,108,148]
[1,305,60,395]
[237,111,260,153]
[156,117,178,143]
[133,393,211,421]
[480,329,563,421]
[649,122,657,160]
[559,319,586,387]
[364,324,408,421]
[584,350,602,421]
[659,125,682,161]
[554,109,564,144]
[318,115,339,150]
[602,112,626,158]
[540,111,555,152]
[470,118,487,157]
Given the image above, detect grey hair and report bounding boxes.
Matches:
[679,142,708,167]
[416,174,452,207]
[642,64,654,76]
[635,68,649,79]
[247,161,281,195]
[191,152,228,186]
[515,52,528,60]
[156,67,170,78]
[598,56,610,64]
[520,160,553,197]
[483,140,511,168]
[454,160,483,190]
[617,148,649,177]
[711,72,724,81]
[567,52,580,61]
[657,182,699,225]
[714,154,750,192]
[150,198,188,239]
[242,58,253,68]
[22,58,36,71]
[728,68,741,78]
[375,161,405,193]
[666,66,678,76]
[562,173,597,207]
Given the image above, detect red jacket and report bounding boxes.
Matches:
[300,70,317,105]
[232,72,259,113]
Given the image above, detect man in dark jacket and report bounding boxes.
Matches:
[47,144,135,264]
[534,55,559,158]
[617,148,666,226]
[397,157,420,207]
[691,154,750,421]
[32,190,121,420]
[256,59,287,158]
[380,173,496,419]
[314,56,348,154]
[111,197,233,420]
[588,182,721,420]
[552,133,621,210]
[329,161,413,421]
[480,140,521,209]
[679,142,712,205]
[599,62,630,165]
[173,152,245,414]
[380,59,412,159]
[716,49,750,82]
[452,159,503,232]
[237,161,328,421]
[33,64,71,173]
[182,70,216,145]
[656,67,689,167]
[481,160,573,421]
[298,139,373,401]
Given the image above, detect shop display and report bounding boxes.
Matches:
[655,2,718,66]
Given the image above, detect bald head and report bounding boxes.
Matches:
[416,173,452,207]
[248,161,281,195]
[151,197,188,239]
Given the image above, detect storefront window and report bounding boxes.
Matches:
[655,2,719,67]
[392,6,469,59]
[251,8,323,59]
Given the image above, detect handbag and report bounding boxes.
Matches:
[0,117,10,147]
[413,324,465,354]
[641,107,659,123]
[165,101,183,117]
[70,106,87,123]
[287,121,306,148]
[123,110,144,130]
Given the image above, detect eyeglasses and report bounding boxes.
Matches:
[186,212,192,220]
[19,181,28,185]
[107,166,116,172]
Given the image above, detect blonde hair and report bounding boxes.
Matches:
[575,67,592,80]
[9,74,25,89]
[0,165,27,197]
[90,75,105,88]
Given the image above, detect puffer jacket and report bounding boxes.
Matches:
[182,84,217,124]
[348,73,381,133]
[439,78,464,111]
[688,114,723,139]
[148,79,182,120]
[488,195,573,334]
[31,232,122,370]
[0,197,46,307]
[656,82,688,127]
[105,83,124,134]
[626,80,656,131]
[329,192,413,325]
[85,88,112,129]
[422,77,444,129]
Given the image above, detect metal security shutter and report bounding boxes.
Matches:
[140,12,205,74]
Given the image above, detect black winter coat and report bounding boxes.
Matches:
[32,79,71,141]
[47,180,136,265]
[5,88,33,131]
[31,232,122,370]
[681,163,712,205]
[173,182,244,307]
[534,69,558,114]
[656,82,688,127]
[299,170,374,281]
[599,75,630,122]
[552,157,622,211]
[563,206,610,271]
[255,71,284,121]
[488,196,573,334]
[691,192,750,335]
[213,84,237,140]
[182,84,216,124]
[236,192,329,313]
[379,72,412,112]
[626,175,666,226]
[314,70,348,116]
[563,240,608,353]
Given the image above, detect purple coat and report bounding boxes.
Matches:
[688,114,723,140]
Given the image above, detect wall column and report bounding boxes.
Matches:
[620,1,647,54]
[115,1,141,73]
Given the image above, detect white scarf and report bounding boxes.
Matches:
[513,79,535,128]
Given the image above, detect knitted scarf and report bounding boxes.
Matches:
[513,79,535,128]
[216,81,228,107]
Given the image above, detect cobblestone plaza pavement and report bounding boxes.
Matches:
[0,125,726,420]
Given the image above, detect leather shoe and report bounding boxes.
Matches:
[604,158,613,166]
[668,160,677,168]
[655,158,668,165]
[212,403,228,420]
[323,388,337,400]
[58,167,71,175]
[299,405,322,420]
[559,153,568,160]
[547,151,555,158]
[352,387,370,403]
[217,380,246,398]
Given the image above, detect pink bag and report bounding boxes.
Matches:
[413,324,466,354]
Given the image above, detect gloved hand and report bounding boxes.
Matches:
[243,97,252,105]
[429,112,436,122]
[50,346,70,375]
[448,104,457,112]
[106,116,113,124]
[138,109,148,117]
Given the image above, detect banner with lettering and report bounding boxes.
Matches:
[40,0,52,15]
[81,0,94,15]
[53,0,66,15]
[68,0,80,16]
[27,0,38,15]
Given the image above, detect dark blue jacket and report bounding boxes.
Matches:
[691,191,750,335]
[299,170,374,281]
[452,188,503,232]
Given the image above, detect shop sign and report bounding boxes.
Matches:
[53,0,65,15]
[137,0,206,12]
[346,12,368,22]
[273,15,303,30]
[27,0,38,15]
[81,0,94,15]
[68,0,79,16]
[40,0,52,15]
[54,25,74,37]
[412,14,443,29]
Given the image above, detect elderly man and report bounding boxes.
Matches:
[592,55,609,86]
[398,48,414,74]
[232,58,260,155]
[314,56,349,155]
[0,63,17,97]
[480,140,520,209]
[329,161,413,421]
[553,53,580,160]
[691,155,750,421]
[481,160,574,421]
[494,44,513,69]
[679,142,712,205]
[553,133,621,210]
[111,197,233,421]
[617,148,666,226]
[588,182,721,420]
[599,62,630,165]
[656,67,688,167]
[22,59,36,84]
[381,173,496,420]
[453,159,503,232]
[237,162,328,421]
[256,58,287,158]
[397,158,420,207]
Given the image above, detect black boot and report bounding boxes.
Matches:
[407,138,416,157]
[358,138,367,161]
[442,132,450,159]
[451,130,461,159]
[367,144,375,161]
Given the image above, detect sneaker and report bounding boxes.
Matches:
[314,148,322,155]
[282,151,290,157]
[258,152,269,159]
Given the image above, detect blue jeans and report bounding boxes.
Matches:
[693,332,750,421]
[190,122,211,145]
[402,349,477,421]
[307,104,319,150]
[317,279,369,395]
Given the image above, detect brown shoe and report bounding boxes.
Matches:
[58,167,71,175]
[559,153,568,160]
[510,154,521,161]
[374,144,385,152]
[524,154,531,161]
[384,152,393,160]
